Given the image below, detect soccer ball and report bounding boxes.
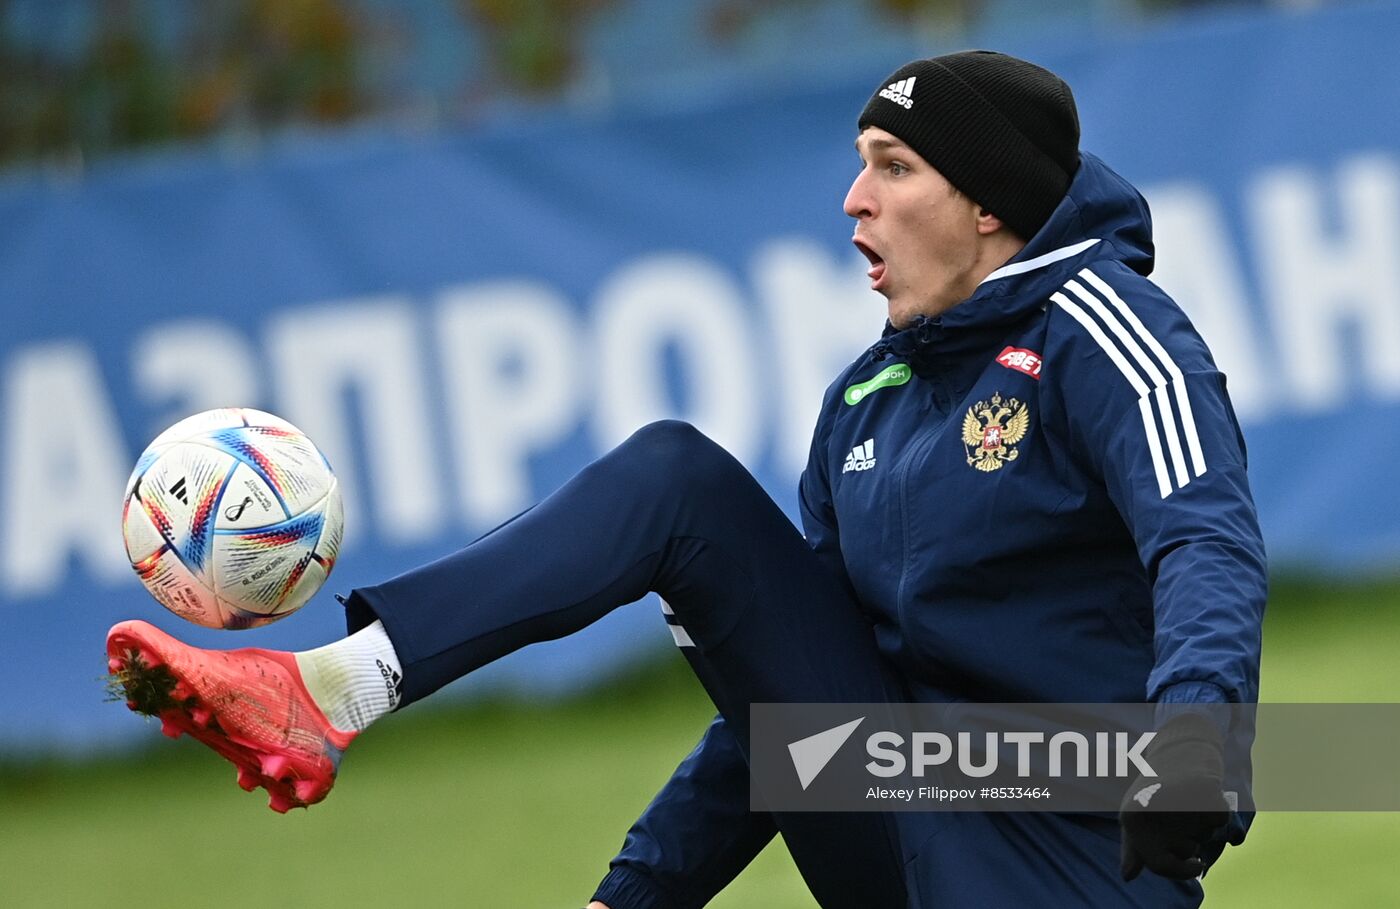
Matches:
[121,407,344,629]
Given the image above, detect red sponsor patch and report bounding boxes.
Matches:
[996,346,1042,380]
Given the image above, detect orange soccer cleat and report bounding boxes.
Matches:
[106,620,357,813]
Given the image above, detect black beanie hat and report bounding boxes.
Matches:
[858,50,1081,240]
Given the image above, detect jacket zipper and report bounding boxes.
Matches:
[892,375,953,657]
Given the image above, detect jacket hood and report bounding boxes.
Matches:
[871,151,1155,369]
[1016,150,1155,280]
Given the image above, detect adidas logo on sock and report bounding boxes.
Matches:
[842,439,876,473]
[878,76,916,110]
[376,658,404,708]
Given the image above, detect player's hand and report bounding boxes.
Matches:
[1118,712,1232,881]
[586,902,613,909]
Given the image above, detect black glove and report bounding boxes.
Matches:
[1118,712,1232,881]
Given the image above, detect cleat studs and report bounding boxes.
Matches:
[260,755,290,779]
[190,707,212,728]
[292,779,319,803]
[160,716,183,739]
[171,682,194,701]
[237,768,260,792]
[126,700,139,711]
[108,658,123,673]
[268,792,293,813]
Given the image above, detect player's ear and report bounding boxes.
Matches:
[975,207,1007,236]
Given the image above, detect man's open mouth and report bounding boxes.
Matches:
[853,237,886,290]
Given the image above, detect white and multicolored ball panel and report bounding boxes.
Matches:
[121,408,344,629]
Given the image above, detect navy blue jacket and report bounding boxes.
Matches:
[594,153,1266,908]
[803,152,1264,709]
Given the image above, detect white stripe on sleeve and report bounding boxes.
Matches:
[1051,291,1174,498]
[1080,268,1207,478]
[1138,397,1174,500]
[1065,278,1191,489]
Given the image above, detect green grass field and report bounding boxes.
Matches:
[2,580,1397,907]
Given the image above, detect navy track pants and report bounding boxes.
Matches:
[344,420,909,907]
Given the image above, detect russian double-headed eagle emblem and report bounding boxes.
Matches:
[962,392,1029,472]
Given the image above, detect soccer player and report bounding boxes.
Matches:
[107,51,1264,908]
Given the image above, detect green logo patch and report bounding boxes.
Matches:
[844,363,911,405]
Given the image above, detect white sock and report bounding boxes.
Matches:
[294,620,403,732]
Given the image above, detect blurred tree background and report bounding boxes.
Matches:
[0,0,1313,171]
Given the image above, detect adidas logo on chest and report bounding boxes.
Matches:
[843,439,877,473]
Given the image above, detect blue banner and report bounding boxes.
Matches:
[3,3,1399,751]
